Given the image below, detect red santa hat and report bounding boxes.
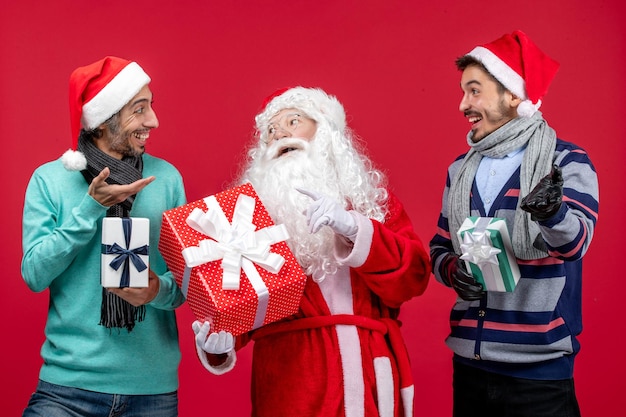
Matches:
[466,30,560,117]
[61,56,151,170]
[255,86,346,143]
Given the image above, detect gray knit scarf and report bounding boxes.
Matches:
[448,111,556,260]
[78,136,146,331]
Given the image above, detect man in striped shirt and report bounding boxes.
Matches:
[430,30,598,417]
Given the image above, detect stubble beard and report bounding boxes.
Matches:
[106,115,145,158]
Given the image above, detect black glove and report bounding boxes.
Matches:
[520,164,564,221]
[441,254,484,301]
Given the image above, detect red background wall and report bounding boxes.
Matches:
[2,1,624,415]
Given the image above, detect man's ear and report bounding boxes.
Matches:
[94,125,106,139]
[507,91,522,108]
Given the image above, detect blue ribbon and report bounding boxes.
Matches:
[101,218,149,287]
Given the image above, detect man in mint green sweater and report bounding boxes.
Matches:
[21,56,186,416]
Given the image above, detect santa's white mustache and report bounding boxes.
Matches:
[263,137,311,161]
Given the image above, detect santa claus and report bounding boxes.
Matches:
[193,87,431,417]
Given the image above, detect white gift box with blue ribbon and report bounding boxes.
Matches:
[101,217,150,288]
[456,216,520,292]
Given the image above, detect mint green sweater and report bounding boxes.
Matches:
[22,154,186,395]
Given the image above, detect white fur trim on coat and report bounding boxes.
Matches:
[400,385,414,417]
[334,212,373,269]
[374,356,394,417]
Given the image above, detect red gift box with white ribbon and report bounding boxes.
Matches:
[159,182,307,336]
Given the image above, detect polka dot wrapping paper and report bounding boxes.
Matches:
[159,182,307,336]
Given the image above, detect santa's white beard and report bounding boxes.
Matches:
[243,137,347,280]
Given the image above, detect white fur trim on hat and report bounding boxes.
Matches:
[82,62,150,130]
[255,87,346,142]
[468,46,528,101]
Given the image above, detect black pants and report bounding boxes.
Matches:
[453,361,581,417]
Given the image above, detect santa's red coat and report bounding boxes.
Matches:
[199,191,430,417]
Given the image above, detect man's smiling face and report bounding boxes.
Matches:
[98,85,158,158]
[459,65,518,142]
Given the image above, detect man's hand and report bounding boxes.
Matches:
[520,164,564,221]
[442,254,485,301]
[296,188,358,240]
[192,321,234,355]
[107,269,160,306]
[88,167,155,207]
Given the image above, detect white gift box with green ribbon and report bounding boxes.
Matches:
[456,217,521,292]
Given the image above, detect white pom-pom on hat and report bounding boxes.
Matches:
[61,149,88,171]
[517,99,541,118]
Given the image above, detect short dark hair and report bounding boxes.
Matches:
[79,112,121,142]
[455,55,507,95]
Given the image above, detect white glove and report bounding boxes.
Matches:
[192,320,234,355]
[296,188,358,240]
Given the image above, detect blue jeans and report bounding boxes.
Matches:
[22,380,178,417]
[453,361,581,417]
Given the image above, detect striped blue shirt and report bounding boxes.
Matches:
[476,146,525,213]
[430,138,599,379]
